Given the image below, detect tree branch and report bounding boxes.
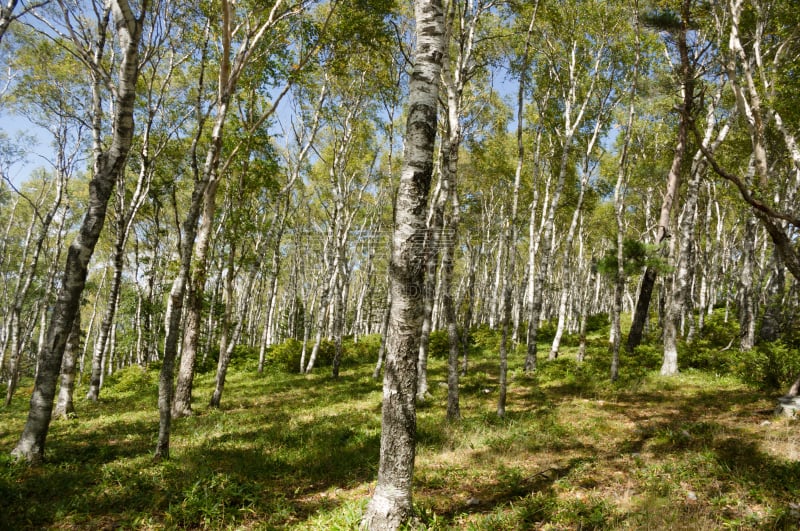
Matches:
[688,117,800,228]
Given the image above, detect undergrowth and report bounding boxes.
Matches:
[2,314,799,529]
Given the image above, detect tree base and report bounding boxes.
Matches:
[774,396,800,418]
[361,487,412,531]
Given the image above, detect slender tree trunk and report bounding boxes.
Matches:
[172,174,224,418]
[53,310,81,419]
[5,166,68,405]
[524,36,604,371]
[373,292,391,380]
[305,274,332,374]
[459,243,478,375]
[417,180,443,401]
[610,17,640,378]
[576,265,594,363]
[211,236,258,408]
[443,202,460,421]
[159,0,309,450]
[664,84,730,373]
[627,0,694,353]
[0,1,17,44]
[438,0,481,415]
[738,214,757,350]
[759,248,785,343]
[361,0,444,526]
[86,250,124,401]
[331,265,347,378]
[549,139,595,359]
[499,2,537,414]
[79,269,105,383]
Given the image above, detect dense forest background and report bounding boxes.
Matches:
[1,0,800,528]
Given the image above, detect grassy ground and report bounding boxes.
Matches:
[2,336,799,530]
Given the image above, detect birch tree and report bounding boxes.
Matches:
[498,0,537,417]
[169,0,320,422]
[11,0,148,463]
[695,0,800,397]
[609,4,640,381]
[524,0,613,372]
[361,0,445,526]
[85,14,185,401]
[0,0,49,45]
[627,0,699,354]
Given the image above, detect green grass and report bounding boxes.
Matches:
[2,331,800,529]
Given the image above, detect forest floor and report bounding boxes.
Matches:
[2,337,799,530]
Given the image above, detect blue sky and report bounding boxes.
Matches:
[1,110,52,186]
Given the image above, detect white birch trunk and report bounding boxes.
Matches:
[12,0,146,463]
[361,0,444,526]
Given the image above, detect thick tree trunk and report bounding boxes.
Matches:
[361,0,444,527]
[12,0,145,463]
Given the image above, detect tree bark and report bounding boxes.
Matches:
[499,1,537,414]
[361,0,444,527]
[416,181,443,402]
[663,84,731,374]
[12,0,146,463]
[53,309,81,419]
[549,124,599,360]
[0,0,18,44]
[372,292,391,380]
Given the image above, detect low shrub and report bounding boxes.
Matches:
[195,349,219,374]
[697,309,739,346]
[680,338,732,373]
[471,324,500,351]
[230,344,259,371]
[730,341,800,391]
[267,338,304,372]
[267,335,380,373]
[586,313,610,333]
[536,320,558,343]
[342,334,381,365]
[627,342,662,371]
[428,330,450,359]
[105,365,156,395]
